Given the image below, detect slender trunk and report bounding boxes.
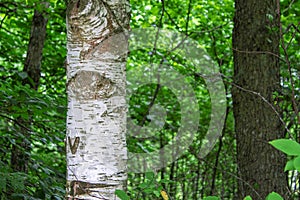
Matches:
[232,0,288,198]
[22,3,49,89]
[192,160,200,199]
[65,1,130,199]
[169,161,176,197]
[11,2,48,172]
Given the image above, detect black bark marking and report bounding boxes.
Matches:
[69,180,118,196]
[67,70,116,101]
[68,136,80,154]
[76,0,80,8]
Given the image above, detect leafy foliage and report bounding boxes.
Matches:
[0,0,67,199]
[270,139,300,173]
[0,0,299,199]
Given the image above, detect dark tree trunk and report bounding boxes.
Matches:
[232,0,288,199]
[11,3,48,172]
[23,3,49,90]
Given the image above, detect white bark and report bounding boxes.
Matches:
[66,0,130,199]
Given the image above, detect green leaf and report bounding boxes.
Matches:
[9,173,25,192]
[243,196,252,200]
[294,156,300,171]
[284,159,295,171]
[139,182,148,189]
[115,189,130,200]
[145,171,155,180]
[266,192,283,200]
[203,196,219,200]
[153,190,161,197]
[0,175,6,192]
[269,139,300,156]
[144,187,155,194]
[17,72,28,79]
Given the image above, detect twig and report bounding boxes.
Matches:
[277,0,300,125]
[0,113,33,132]
[185,0,192,34]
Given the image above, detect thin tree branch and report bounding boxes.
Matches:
[277,0,300,125]
[185,0,192,34]
[0,113,33,132]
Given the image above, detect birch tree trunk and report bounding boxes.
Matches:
[66,1,130,199]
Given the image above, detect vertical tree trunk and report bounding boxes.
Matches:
[11,2,48,172]
[23,3,49,90]
[65,1,130,199]
[232,0,288,199]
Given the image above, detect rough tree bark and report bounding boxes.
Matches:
[232,0,288,199]
[65,1,130,199]
[11,2,48,172]
[22,3,49,90]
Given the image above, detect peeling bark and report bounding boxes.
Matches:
[66,0,130,199]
